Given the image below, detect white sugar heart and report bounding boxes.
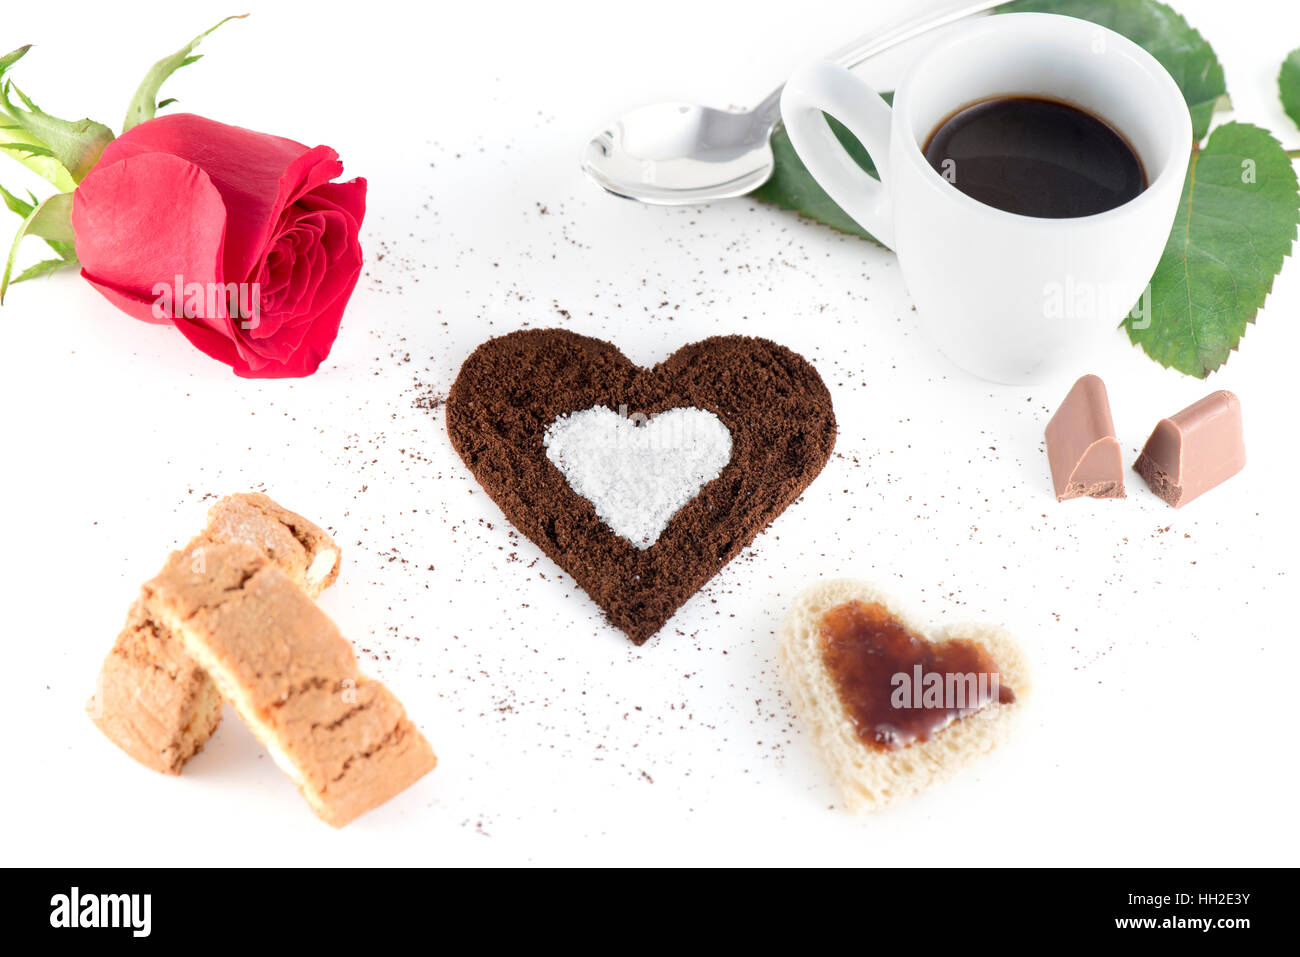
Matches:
[544,406,733,550]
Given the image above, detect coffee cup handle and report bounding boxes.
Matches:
[780,62,895,249]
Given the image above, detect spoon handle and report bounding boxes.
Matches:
[754,0,1013,124]
[828,0,1012,70]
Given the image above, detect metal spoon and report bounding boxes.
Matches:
[582,0,1010,204]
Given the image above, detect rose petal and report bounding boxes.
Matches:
[73,152,227,326]
[246,262,360,378]
[91,114,342,285]
[301,178,368,227]
[228,180,366,375]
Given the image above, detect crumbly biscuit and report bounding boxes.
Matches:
[90,598,224,774]
[89,494,341,774]
[195,493,339,597]
[145,542,436,827]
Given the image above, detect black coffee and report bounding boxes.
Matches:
[922,96,1146,218]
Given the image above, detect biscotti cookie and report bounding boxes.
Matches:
[89,494,341,774]
[89,597,226,774]
[144,542,436,827]
[780,579,1029,812]
[194,493,340,597]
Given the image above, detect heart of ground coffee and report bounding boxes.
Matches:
[446,328,836,644]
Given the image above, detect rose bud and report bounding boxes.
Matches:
[72,113,366,378]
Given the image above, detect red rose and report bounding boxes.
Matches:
[72,113,366,378]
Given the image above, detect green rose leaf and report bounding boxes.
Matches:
[1000,0,1226,140]
[123,15,246,133]
[1281,47,1300,130]
[1123,123,1299,376]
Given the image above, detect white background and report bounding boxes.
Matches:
[2,0,1298,866]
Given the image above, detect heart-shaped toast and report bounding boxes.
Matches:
[781,579,1029,811]
[446,329,836,643]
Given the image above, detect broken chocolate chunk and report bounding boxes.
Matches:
[1045,374,1125,501]
[1134,391,1245,508]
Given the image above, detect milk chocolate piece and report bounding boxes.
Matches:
[1134,391,1245,508]
[1045,374,1125,501]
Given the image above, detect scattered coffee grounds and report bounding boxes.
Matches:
[1134,391,1245,508]
[446,328,836,644]
[819,600,1014,751]
[1044,374,1125,501]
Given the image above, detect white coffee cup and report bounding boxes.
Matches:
[780,13,1192,384]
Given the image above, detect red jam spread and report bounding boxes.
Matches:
[819,600,1015,751]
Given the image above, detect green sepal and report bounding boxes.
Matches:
[0,181,74,261]
[0,47,113,184]
[0,45,30,74]
[11,255,73,285]
[1,190,77,304]
[0,49,76,189]
[123,15,247,132]
[0,180,35,218]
